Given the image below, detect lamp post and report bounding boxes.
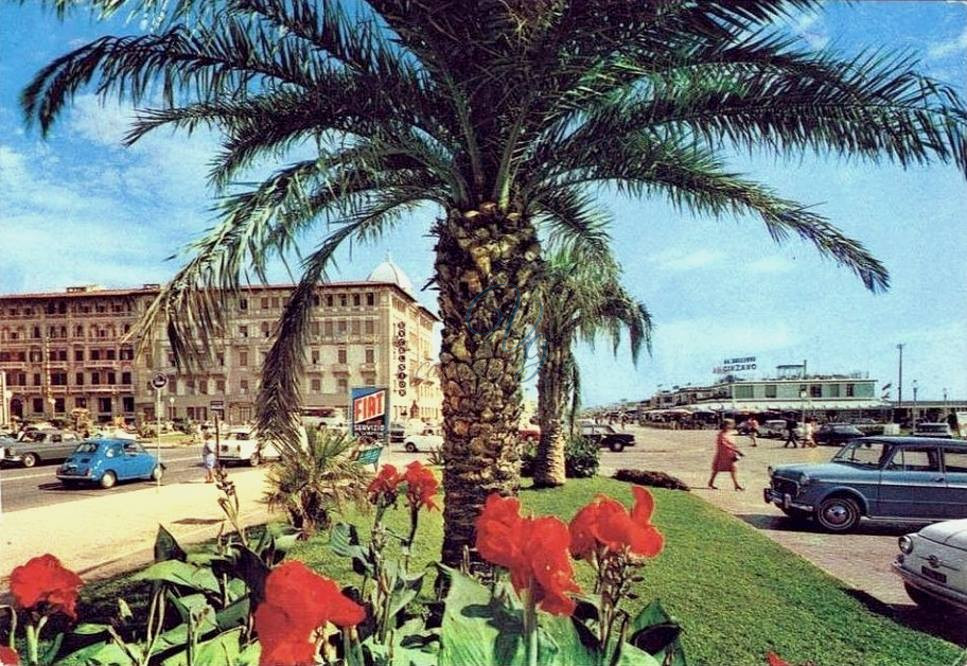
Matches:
[943,387,948,417]
[799,388,807,426]
[896,343,904,423]
[912,379,919,428]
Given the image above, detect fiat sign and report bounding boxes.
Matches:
[351,386,389,443]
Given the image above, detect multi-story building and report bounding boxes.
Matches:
[0,260,442,426]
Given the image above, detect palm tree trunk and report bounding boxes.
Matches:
[435,203,542,568]
[534,347,567,487]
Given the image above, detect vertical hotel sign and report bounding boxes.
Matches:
[351,386,389,443]
[394,321,408,397]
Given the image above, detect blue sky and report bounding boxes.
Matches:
[1,2,965,406]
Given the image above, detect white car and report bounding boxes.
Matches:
[403,433,443,453]
[218,428,282,466]
[894,519,967,613]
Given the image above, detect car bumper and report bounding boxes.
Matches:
[763,488,814,512]
[893,560,967,611]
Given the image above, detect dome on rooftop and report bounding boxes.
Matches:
[367,257,415,295]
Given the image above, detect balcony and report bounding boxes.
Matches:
[332,364,351,375]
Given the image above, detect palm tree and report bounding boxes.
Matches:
[23,0,967,566]
[532,240,652,487]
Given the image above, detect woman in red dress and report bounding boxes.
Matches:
[708,419,744,490]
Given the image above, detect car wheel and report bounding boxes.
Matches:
[151,465,164,481]
[21,453,38,468]
[815,496,861,532]
[904,583,954,613]
[100,471,117,489]
[405,442,418,453]
[249,453,261,467]
[609,440,625,453]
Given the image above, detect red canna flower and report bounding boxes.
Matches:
[367,464,402,502]
[569,486,663,560]
[9,554,84,619]
[476,493,580,615]
[403,461,439,511]
[0,646,19,666]
[766,653,792,666]
[255,561,365,666]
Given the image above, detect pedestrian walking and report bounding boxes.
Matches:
[747,416,759,447]
[803,418,817,448]
[202,429,216,483]
[708,419,744,491]
[783,417,799,448]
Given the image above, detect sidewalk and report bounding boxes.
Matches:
[0,468,279,587]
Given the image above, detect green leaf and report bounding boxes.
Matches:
[41,631,64,664]
[236,546,271,604]
[437,565,523,666]
[72,623,112,636]
[628,599,686,666]
[160,628,243,666]
[56,640,138,665]
[133,561,220,594]
[225,576,249,603]
[362,619,439,666]
[236,642,261,666]
[154,525,187,562]
[538,614,599,666]
[329,522,373,576]
[613,642,663,666]
[215,597,251,632]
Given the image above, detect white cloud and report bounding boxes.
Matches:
[747,255,793,274]
[789,9,830,50]
[928,25,967,59]
[650,248,724,271]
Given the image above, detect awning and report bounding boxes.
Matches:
[688,400,891,412]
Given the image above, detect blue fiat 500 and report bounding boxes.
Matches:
[57,439,163,489]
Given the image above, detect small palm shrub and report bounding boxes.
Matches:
[564,434,600,478]
[263,427,372,537]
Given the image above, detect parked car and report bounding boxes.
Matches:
[218,427,281,466]
[765,437,967,532]
[57,439,163,489]
[403,433,443,453]
[894,519,967,613]
[2,429,81,467]
[813,423,866,446]
[914,423,957,439]
[580,424,635,452]
[760,419,790,439]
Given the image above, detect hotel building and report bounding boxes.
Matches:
[0,260,442,426]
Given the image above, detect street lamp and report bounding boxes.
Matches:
[799,389,807,425]
[912,380,919,426]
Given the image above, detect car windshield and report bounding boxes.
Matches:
[833,440,890,467]
[74,442,99,454]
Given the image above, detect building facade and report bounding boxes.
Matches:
[0,260,442,426]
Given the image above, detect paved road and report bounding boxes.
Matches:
[597,426,967,646]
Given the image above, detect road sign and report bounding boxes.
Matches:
[211,400,225,412]
[151,373,168,390]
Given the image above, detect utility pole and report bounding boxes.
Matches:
[896,343,904,423]
[912,379,919,427]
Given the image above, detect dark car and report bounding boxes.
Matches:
[765,437,967,532]
[1,429,81,467]
[580,424,636,452]
[813,423,866,446]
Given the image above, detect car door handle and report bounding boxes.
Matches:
[934,477,945,483]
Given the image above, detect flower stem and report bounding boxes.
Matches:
[523,589,538,666]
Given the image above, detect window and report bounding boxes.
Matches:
[239,325,249,338]
[217,353,225,366]
[338,348,347,364]
[122,397,134,412]
[353,293,361,306]
[325,295,333,307]
[734,385,753,399]
[54,397,65,413]
[75,397,87,409]
[107,371,116,385]
[943,449,967,473]
[120,347,134,360]
[828,384,840,397]
[366,292,375,306]
[106,349,116,360]
[362,373,376,386]
[311,378,321,392]
[351,320,361,335]
[91,372,100,385]
[29,350,42,362]
[340,294,348,307]
[312,294,321,307]
[764,384,777,398]
[365,348,375,364]
[32,398,44,413]
[199,379,208,395]
[324,321,333,337]
[239,350,248,367]
[32,326,40,339]
[121,372,131,385]
[90,350,101,361]
[75,325,83,337]
[886,447,940,472]
[216,379,226,393]
[337,320,347,334]
[262,321,271,338]
[810,384,822,398]
[51,372,67,386]
[186,378,195,394]
[75,372,84,386]
[98,397,112,413]
[311,321,320,336]
[337,378,348,393]
[239,297,248,311]
[167,353,176,366]
[311,349,320,365]
[270,297,279,308]
[240,379,249,394]
[260,297,269,309]
[846,384,855,397]
[33,373,41,386]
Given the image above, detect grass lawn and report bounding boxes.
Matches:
[289,477,962,666]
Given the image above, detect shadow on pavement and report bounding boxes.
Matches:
[734,512,926,537]
[173,517,223,526]
[842,588,967,647]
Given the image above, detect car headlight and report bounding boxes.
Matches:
[799,473,811,487]
[898,535,914,555]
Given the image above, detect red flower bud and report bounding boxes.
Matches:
[367,464,402,502]
[403,461,439,511]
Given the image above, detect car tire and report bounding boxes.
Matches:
[904,583,954,613]
[151,465,164,481]
[100,471,117,489]
[21,453,38,468]
[815,496,861,532]
[249,453,261,467]
[609,441,625,453]
[405,442,418,453]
